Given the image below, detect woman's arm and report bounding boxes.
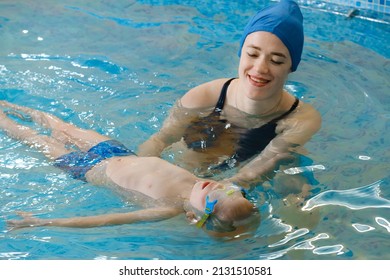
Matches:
[7,207,183,230]
[137,101,196,156]
[137,79,226,157]
[228,151,295,189]
[229,104,322,188]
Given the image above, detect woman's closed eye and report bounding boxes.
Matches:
[246,51,258,58]
[246,51,285,65]
[271,56,286,65]
[271,59,284,65]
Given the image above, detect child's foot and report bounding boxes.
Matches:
[4,109,33,122]
[0,101,32,121]
[0,110,10,127]
[0,109,7,119]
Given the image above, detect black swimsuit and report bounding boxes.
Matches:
[183,78,299,163]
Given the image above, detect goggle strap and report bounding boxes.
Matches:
[196,196,218,228]
[196,213,210,228]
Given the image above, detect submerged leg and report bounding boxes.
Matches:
[0,110,70,159]
[0,100,110,151]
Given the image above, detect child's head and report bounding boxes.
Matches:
[187,181,260,237]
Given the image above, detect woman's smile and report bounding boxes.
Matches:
[248,74,271,87]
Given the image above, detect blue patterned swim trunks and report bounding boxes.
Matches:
[54,140,135,181]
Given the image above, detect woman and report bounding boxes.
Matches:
[138,0,321,188]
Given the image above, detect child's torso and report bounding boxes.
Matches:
[86,156,196,201]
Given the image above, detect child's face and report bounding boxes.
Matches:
[188,181,256,235]
[189,180,223,212]
[189,180,243,214]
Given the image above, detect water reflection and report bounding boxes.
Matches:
[352,223,375,233]
[375,217,390,232]
[313,244,344,255]
[302,180,390,211]
[269,228,310,247]
[258,232,342,259]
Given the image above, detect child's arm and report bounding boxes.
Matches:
[7,208,183,230]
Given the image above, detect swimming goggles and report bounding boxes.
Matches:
[196,196,218,228]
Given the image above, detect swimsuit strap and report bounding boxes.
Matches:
[268,97,300,124]
[214,78,236,113]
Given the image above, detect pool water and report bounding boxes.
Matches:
[0,0,389,260]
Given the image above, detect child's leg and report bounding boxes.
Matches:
[0,110,70,159]
[0,100,110,151]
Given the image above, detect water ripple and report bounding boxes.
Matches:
[302,180,390,211]
[352,223,376,233]
[313,244,344,255]
[375,217,390,232]
[259,232,333,259]
[0,251,30,260]
[269,228,310,248]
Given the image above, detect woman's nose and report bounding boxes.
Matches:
[254,57,269,74]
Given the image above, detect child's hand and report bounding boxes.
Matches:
[7,211,45,230]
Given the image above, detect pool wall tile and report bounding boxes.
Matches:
[322,0,390,13]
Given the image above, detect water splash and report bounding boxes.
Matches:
[302,180,390,211]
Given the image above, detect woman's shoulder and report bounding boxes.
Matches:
[180,78,231,109]
[276,100,322,145]
[286,100,322,132]
[297,101,321,121]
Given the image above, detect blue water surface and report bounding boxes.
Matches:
[0,0,389,260]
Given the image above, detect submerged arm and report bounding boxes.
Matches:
[229,106,322,188]
[7,207,183,230]
[138,80,224,157]
[229,148,295,189]
[137,101,196,156]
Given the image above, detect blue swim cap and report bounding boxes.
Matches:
[238,0,304,72]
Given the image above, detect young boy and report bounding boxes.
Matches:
[0,101,259,236]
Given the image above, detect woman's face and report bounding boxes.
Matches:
[238,31,292,100]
